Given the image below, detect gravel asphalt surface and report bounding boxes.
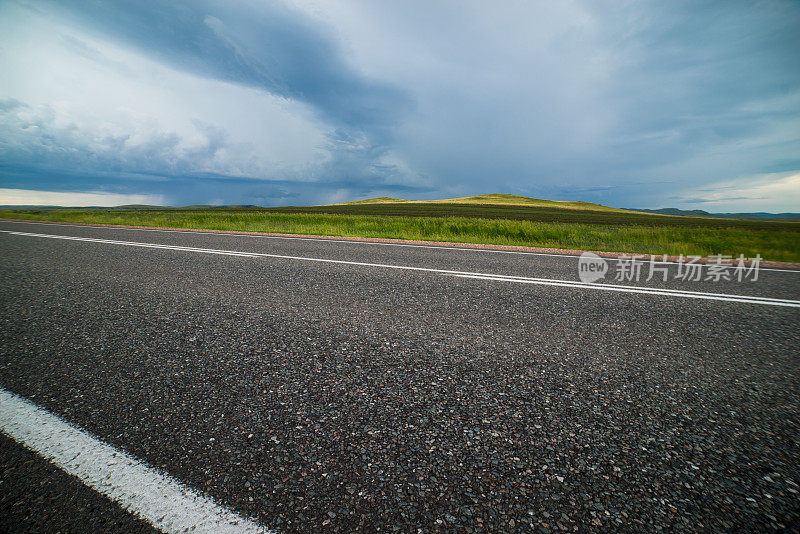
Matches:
[0,432,159,534]
[0,219,798,532]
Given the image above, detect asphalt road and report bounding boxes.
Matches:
[1,219,798,532]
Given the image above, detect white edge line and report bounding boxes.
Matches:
[3,229,799,308]
[474,274,800,303]
[2,219,797,273]
[446,274,800,307]
[0,387,271,534]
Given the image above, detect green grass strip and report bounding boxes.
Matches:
[3,209,799,262]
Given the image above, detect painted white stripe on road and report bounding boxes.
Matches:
[448,274,799,307]
[3,219,797,272]
[0,387,270,534]
[2,229,799,308]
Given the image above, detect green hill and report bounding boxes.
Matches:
[336,197,412,205]
[338,193,640,214]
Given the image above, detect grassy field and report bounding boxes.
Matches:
[2,196,799,261]
[261,202,799,230]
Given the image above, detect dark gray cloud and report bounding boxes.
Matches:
[48,0,410,140]
[0,98,432,205]
[0,0,418,203]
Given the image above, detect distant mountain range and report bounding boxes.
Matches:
[632,208,800,220]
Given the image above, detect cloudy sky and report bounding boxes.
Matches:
[1,0,799,210]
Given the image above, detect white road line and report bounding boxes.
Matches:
[2,229,799,307]
[447,274,799,307]
[0,387,270,534]
[451,273,800,303]
[2,219,797,273]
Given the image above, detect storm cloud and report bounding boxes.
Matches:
[1,0,798,209]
